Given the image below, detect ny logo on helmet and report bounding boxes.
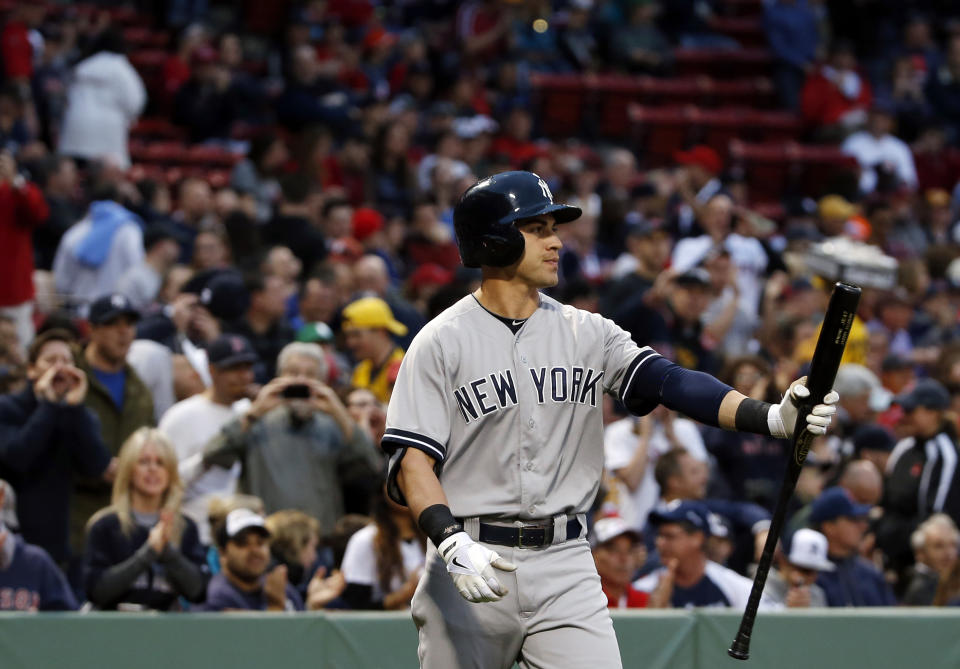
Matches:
[536,176,553,202]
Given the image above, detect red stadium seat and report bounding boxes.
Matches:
[674,48,774,79]
[131,118,187,141]
[709,17,766,48]
[628,105,694,166]
[531,73,592,138]
[123,27,169,49]
[729,141,859,202]
[181,145,242,169]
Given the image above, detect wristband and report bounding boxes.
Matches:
[735,398,772,436]
[418,504,463,547]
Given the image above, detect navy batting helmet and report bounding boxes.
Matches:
[453,171,582,268]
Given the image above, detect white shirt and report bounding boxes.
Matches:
[158,394,250,543]
[603,416,707,530]
[52,216,144,312]
[58,52,146,168]
[671,233,768,333]
[341,524,425,602]
[634,560,778,610]
[841,131,918,194]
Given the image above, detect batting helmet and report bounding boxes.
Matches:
[453,171,582,268]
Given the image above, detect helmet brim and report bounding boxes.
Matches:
[511,203,582,226]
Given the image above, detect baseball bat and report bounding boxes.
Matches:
[727,282,861,661]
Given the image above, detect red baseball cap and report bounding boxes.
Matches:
[674,145,722,174]
[352,207,385,242]
[409,263,453,290]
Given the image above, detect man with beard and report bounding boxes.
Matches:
[204,508,302,611]
[201,342,382,534]
[72,294,154,556]
[160,334,257,543]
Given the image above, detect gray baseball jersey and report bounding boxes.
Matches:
[384,292,658,519]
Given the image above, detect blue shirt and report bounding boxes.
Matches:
[0,535,77,611]
[93,368,126,410]
[203,572,304,611]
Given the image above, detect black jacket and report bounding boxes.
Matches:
[0,387,111,563]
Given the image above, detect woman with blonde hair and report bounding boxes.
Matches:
[84,428,207,610]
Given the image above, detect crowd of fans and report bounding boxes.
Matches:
[2,0,960,616]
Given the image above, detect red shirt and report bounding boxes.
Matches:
[801,68,872,127]
[603,584,650,609]
[0,180,49,306]
[1,20,32,79]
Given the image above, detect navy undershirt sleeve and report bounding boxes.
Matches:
[622,355,733,427]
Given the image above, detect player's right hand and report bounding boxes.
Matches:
[437,532,516,603]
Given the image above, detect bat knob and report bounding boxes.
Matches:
[728,639,751,661]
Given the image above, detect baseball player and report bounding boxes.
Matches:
[382,171,839,668]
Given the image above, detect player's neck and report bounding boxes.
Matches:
[473,282,540,320]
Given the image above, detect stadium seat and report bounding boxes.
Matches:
[728,141,859,202]
[709,17,766,48]
[674,48,774,79]
[131,118,187,141]
[628,106,693,166]
[531,73,592,138]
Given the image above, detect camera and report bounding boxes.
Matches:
[281,384,311,399]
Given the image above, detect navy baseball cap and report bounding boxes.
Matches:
[894,379,951,412]
[207,335,258,369]
[674,268,711,288]
[88,293,140,325]
[851,423,896,454]
[809,487,871,524]
[649,500,711,535]
[198,271,249,322]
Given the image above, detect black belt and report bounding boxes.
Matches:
[474,518,582,548]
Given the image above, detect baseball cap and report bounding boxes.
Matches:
[0,479,19,531]
[352,207,384,242]
[809,487,872,524]
[89,293,141,325]
[218,508,270,546]
[409,263,454,291]
[851,423,896,454]
[342,297,408,336]
[197,271,249,322]
[787,529,835,571]
[674,145,722,174]
[649,500,711,535]
[207,335,258,368]
[296,322,335,344]
[624,219,664,239]
[894,378,951,412]
[818,194,856,221]
[590,517,642,548]
[674,267,712,288]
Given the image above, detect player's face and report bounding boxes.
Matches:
[514,216,562,288]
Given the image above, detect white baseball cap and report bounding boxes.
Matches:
[221,508,270,544]
[787,528,835,572]
[590,517,642,548]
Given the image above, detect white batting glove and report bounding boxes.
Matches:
[767,379,840,439]
[437,532,517,603]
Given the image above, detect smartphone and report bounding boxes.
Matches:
[281,384,311,399]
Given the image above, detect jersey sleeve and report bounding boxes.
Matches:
[382,328,449,505]
[599,315,661,413]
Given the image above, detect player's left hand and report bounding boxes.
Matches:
[768,377,839,439]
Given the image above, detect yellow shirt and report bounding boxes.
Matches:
[351,347,405,404]
[794,315,868,366]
